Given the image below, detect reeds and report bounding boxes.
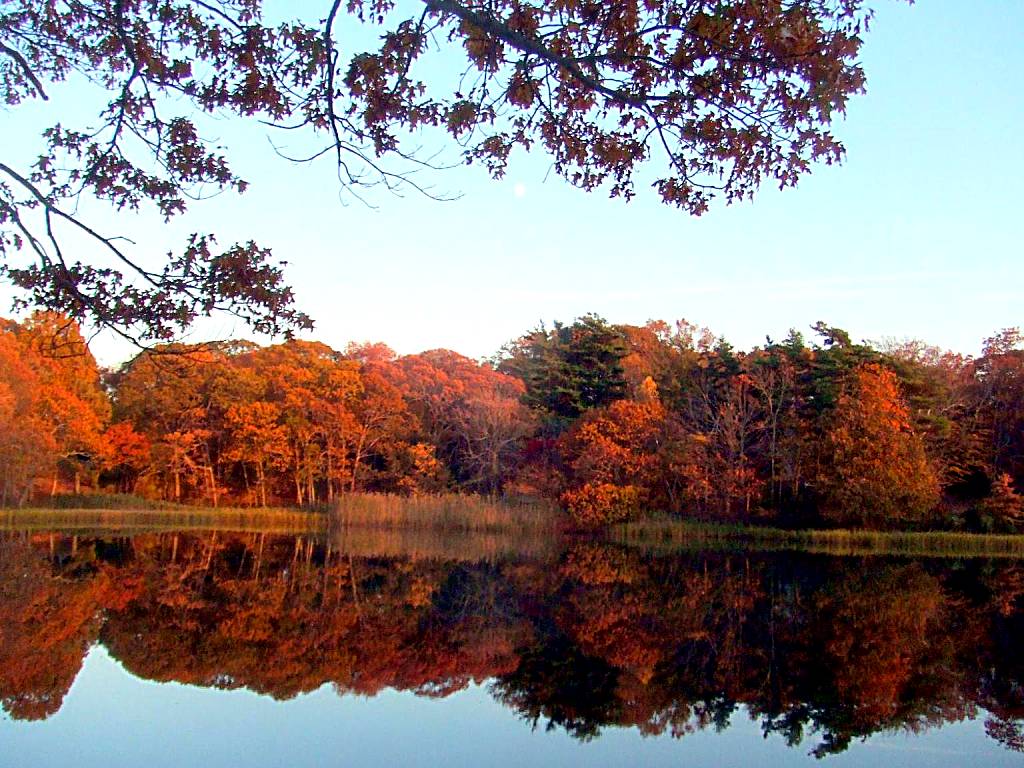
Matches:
[0,506,325,536]
[1,494,560,556]
[615,519,1024,559]
[330,493,559,534]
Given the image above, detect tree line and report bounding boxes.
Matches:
[1,312,1021,530]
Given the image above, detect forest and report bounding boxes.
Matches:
[0,312,1021,532]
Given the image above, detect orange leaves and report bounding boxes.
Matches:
[561,399,665,482]
[99,422,151,492]
[561,482,643,526]
[818,364,940,527]
[460,19,505,71]
[558,398,668,525]
[506,73,537,108]
[0,0,892,344]
[445,99,480,135]
[0,314,111,503]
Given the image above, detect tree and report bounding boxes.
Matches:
[98,421,152,494]
[973,329,1024,488]
[222,401,289,507]
[816,363,940,528]
[398,350,533,495]
[347,367,416,493]
[1,1,890,340]
[501,314,628,428]
[14,313,110,494]
[0,314,110,504]
[0,329,56,505]
[244,340,363,503]
[558,390,667,525]
[878,338,977,491]
[111,343,239,502]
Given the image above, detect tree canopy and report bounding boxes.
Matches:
[1,0,888,340]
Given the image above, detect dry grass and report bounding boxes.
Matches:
[0,507,325,536]
[1,493,561,560]
[330,493,559,533]
[615,519,1024,559]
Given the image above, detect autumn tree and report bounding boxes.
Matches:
[0,329,55,505]
[111,344,241,502]
[972,330,1024,489]
[98,421,152,494]
[398,350,533,495]
[558,384,667,526]
[0,1,889,340]
[243,341,363,504]
[0,314,109,504]
[879,338,978,492]
[14,313,111,494]
[222,401,289,507]
[618,319,714,407]
[347,366,418,493]
[816,363,940,528]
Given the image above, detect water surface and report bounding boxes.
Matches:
[2,525,1022,766]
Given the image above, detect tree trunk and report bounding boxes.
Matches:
[256,463,267,508]
[326,445,335,503]
[350,430,367,492]
[206,466,218,507]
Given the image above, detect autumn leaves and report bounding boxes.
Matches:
[1,312,1021,532]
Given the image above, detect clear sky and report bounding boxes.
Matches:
[3,0,1022,366]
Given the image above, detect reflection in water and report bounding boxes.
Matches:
[2,529,1024,758]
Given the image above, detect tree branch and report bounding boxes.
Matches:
[0,42,49,100]
[422,0,655,108]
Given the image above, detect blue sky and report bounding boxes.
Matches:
[3,0,1022,365]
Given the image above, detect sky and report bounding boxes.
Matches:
[3,0,1022,366]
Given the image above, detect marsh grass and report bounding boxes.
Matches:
[0,506,325,536]
[616,518,1024,559]
[39,492,182,510]
[330,493,559,533]
[1,493,559,557]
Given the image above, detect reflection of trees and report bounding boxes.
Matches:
[0,535,110,719]
[757,562,967,757]
[4,532,1024,758]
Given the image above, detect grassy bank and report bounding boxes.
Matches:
[0,506,326,535]
[614,518,1024,558]
[331,493,560,534]
[2,492,560,538]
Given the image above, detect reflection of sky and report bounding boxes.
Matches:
[2,2,1022,365]
[0,646,1017,768]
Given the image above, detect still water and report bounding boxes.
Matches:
[2,527,1022,766]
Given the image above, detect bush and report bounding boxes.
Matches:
[561,482,643,527]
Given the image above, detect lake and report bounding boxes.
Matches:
[2,523,1023,766]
